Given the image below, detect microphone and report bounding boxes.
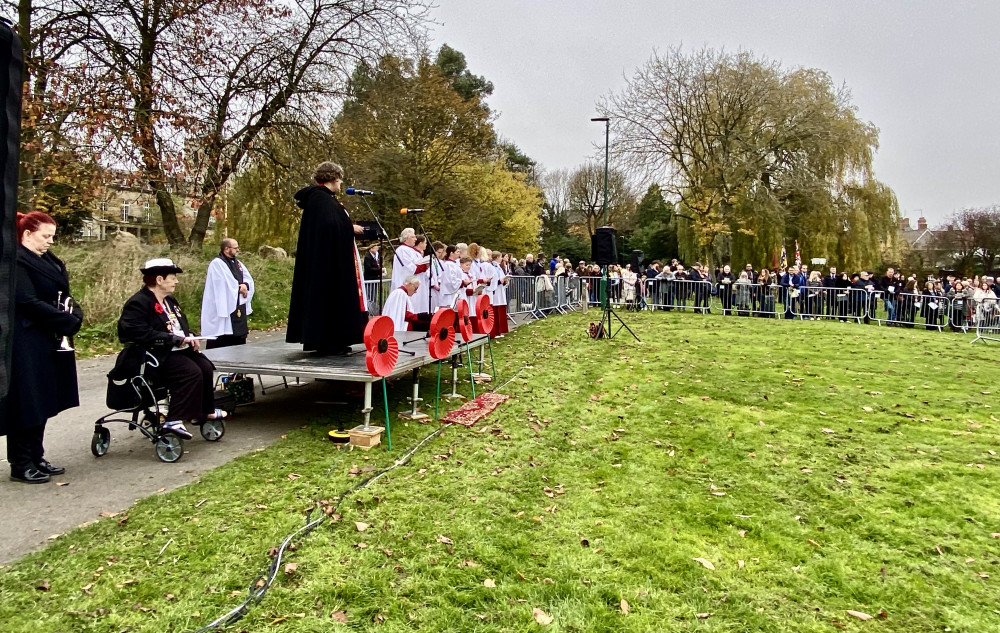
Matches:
[345,187,374,196]
[400,208,426,214]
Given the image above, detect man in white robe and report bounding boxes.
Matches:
[382,275,421,332]
[391,228,428,311]
[201,238,255,348]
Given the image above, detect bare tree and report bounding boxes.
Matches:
[566,162,634,237]
[66,0,429,246]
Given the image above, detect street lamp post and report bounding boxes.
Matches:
[591,117,609,226]
[591,117,610,309]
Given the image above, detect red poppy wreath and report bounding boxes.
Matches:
[473,294,494,334]
[455,299,474,341]
[429,308,456,359]
[363,315,399,377]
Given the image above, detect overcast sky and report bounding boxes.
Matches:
[427,0,1000,227]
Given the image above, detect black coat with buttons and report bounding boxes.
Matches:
[1,245,82,434]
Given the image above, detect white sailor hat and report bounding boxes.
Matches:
[140,258,183,276]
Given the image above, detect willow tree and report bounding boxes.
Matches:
[602,47,898,270]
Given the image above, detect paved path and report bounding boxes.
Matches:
[0,310,549,565]
[0,329,328,565]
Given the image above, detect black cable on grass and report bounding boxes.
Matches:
[191,355,540,632]
[191,426,447,632]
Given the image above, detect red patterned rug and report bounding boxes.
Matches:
[440,392,510,427]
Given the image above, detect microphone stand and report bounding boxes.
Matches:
[355,194,396,315]
[408,210,436,325]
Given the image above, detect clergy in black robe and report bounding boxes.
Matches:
[287,162,378,354]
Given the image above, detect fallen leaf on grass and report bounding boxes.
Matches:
[355,522,369,532]
[846,610,873,620]
[284,563,298,575]
[36,581,50,591]
[533,608,553,625]
[822,428,835,434]
[331,610,347,622]
[483,578,496,588]
[738,560,745,569]
[437,535,454,545]
[692,557,715,570]
[696,612,712,619]
[287,473,302,481]
[620,599,630,614]
[355,542,368,549]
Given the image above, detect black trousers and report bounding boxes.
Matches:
[155,349,215,422]
[6,424,46,471]
[206,334,246,349]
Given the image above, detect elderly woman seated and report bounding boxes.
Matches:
[117,258,226,440]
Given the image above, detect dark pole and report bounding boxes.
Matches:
[591,117,611,309]
[591,117,610,226]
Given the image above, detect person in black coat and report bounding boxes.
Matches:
[287,161,379,355]
[118,259,222,440]
[4,212,82,483]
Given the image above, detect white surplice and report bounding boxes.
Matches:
[201,257,255,338]
[381,287,415,332]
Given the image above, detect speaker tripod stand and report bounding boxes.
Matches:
[592,271,640,342]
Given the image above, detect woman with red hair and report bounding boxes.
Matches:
[2,212,82,483]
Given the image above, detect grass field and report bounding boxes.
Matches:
[2,310,999,632]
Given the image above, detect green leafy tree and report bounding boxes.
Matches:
[631,184,677,262]
[603,47,898,270]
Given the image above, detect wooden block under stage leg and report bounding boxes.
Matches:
[349,425,384,449]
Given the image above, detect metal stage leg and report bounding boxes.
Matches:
[399,367,429,421]
[473,340,492,383]
[445,354,466,401]
[360,381,374,430]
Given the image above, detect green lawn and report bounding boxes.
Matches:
[3,311,1000,632]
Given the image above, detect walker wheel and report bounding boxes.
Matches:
[154,434,184,463]
[91,427,111,457]
[200,418,225,442]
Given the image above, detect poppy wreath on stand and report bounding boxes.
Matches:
[471,294,494,335]
[455,300,474,340]
[363,315,399,377]
[429,308,457,359]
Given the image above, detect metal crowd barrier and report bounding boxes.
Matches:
[870,292,948,331]
[363,279,393,316]
[787,286,873,322]
[948,293,974,333]
[644,278,713,313]
[506,276,539,317]
[714,281,783,318]
[971,297,1000,343]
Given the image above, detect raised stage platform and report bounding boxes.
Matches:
[203,331,491,425]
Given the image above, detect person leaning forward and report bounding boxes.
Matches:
[118,258,226,440]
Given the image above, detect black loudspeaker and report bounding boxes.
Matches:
[0,22,23,404]
[630,249,644,270]
[591,226,618,266]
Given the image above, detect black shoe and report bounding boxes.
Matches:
[35,460,66,476]
[10,467,51,484]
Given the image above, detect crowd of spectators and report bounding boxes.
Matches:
[493,253,1000,333]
